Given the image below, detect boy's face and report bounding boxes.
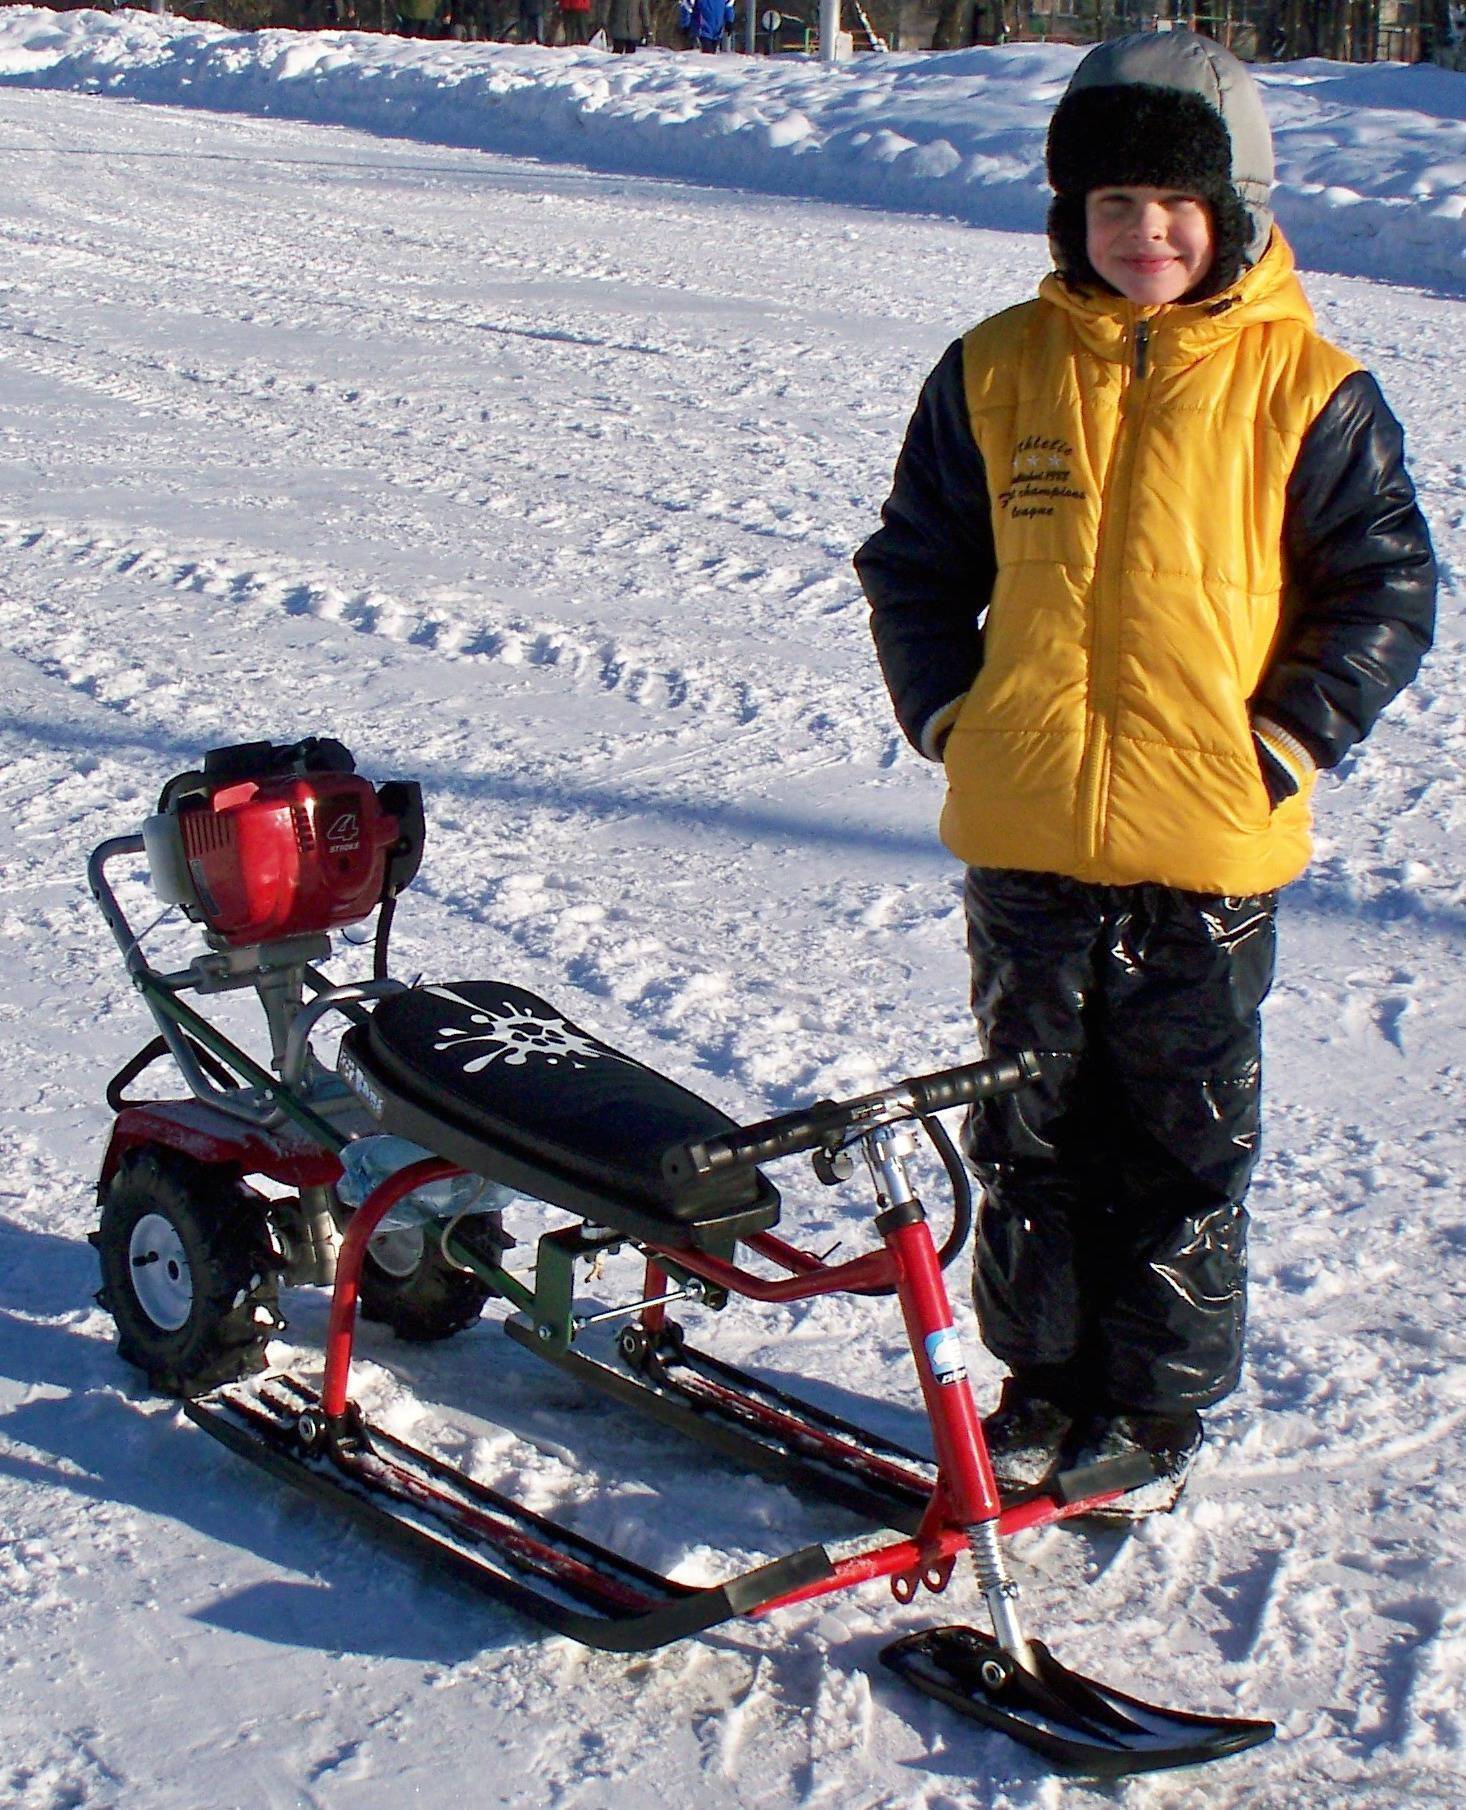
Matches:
[1084,186,1216,305]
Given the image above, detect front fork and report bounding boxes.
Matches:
[863,1125,1035,1671]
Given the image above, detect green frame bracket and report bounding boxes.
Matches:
[448,1225,736,1339]
[440,1227,536,1315]
[523,1226,583,1353]
[140,977,346,1152]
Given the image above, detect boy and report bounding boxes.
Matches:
[854,31,1436,1514]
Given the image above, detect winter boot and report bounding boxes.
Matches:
[981,1374,1078,1494]
[1066,1409,1204,1522]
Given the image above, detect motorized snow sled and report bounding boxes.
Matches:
[87,736,1274,1778]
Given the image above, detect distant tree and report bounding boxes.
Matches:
[1425,0,1466,64]
[928,0,974,48]
[1263,0,1426,60]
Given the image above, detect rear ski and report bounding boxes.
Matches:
[521,1326,1164,1541]
[512,1318,937,1535]
[186,1372,835,1652]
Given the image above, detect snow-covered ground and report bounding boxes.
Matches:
[0,19,1462,1810]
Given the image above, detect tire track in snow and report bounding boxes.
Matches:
[0,519,771,730]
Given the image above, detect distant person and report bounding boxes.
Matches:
[606,0,649,51]
[448,0,489,35]
[856,31,1436,1516]
[681,0,733,49]
[505,0,547,39]
[395,0,441,33]
[558,0,593,42]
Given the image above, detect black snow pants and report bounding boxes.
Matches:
[961,868,1277,1418]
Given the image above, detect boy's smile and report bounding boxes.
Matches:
[1085,187,1216,305]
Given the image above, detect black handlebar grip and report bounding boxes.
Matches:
[903,1050,1041,1117]
[664,1055,1042,1186]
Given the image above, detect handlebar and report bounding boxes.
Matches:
[662,1050,1041,1187]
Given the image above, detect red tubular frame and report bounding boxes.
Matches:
[884,1218,1001,1523]
[322,1155,459,1419]
[634,1208,1134,1620]
[653,1218,998,1527]
[321,1163,1130,1619]
[653,1238,898,1303]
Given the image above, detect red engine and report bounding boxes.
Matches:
[148,738,424,947]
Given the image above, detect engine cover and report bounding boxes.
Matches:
[177,770,403,945]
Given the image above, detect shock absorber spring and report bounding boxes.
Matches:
[967,1519,1037,1675]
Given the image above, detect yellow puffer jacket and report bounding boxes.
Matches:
[939,232,1357,896]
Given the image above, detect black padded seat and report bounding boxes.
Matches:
[337,982,779,1249]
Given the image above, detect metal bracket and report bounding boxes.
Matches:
[525,1225,584,1352]
[891,1550,957,1603]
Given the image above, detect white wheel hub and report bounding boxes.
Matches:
[368,1223,426,1279]
[129,1213,193,1331]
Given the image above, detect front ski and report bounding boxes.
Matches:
[186,1373,834,1652]
[882,1626,1274,1776]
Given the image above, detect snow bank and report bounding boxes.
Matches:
[1,4,1463,288]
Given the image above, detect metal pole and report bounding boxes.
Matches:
[820,0,840,60]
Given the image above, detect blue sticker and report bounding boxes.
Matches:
[925,1326,967,1386]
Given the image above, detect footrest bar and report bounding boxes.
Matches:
[1052,1452,1158,1506]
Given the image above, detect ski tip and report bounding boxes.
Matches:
[880,1625,1274,1778]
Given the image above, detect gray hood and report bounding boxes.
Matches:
[1063,30,1275,264]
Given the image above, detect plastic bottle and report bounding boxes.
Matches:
[337,1134,514,1227]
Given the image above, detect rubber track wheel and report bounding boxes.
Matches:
[93,1147,280,1398]
[358,1217,497,1342]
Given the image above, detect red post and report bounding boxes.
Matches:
[639,1258,669,1334]
[884,1216,1001,1526]
[321,1155,463,1419]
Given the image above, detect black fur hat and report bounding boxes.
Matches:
[1045,82,1252,300]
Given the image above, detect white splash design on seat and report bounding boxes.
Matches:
[424,987,631,1074]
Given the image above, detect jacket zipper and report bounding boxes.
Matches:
[1076,313,1154,864]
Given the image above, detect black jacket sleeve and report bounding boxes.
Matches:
[854,339,996,755]
[1254,370,1437,769]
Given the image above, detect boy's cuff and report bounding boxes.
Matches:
[1251,714,1317,798]
[919,695,968,762]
